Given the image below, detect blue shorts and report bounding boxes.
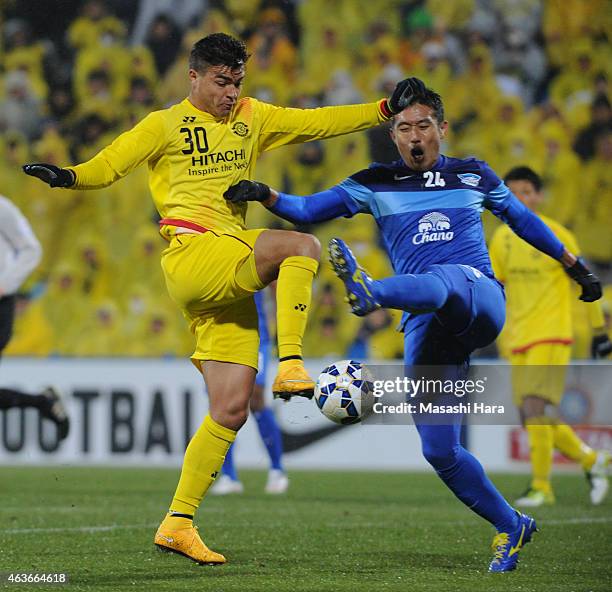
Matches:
[255,339,270,387]
[403,264,505,370]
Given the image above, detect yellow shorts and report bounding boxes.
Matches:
[161,229,266,370]
[510,343,571,406]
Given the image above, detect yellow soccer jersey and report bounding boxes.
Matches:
[490,214,579,352]
[67,97,389,236]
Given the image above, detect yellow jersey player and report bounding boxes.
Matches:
[490,166,612,508]
[23,33,415,565]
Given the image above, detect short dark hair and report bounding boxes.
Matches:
[392,80,445,125]
[504,166,542,191]
[189,33,250,72]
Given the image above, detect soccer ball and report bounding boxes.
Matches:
[314,360,373,425]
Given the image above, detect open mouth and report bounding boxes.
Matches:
[411,146,425,161]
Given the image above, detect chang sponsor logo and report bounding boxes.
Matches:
[412,212,454,245]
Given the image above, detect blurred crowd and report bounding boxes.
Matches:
[1,0,610,360]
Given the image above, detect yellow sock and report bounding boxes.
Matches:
[168,414,236,518]
[552,423,597,470]
[525,419,554,493]
[276,255,318,359]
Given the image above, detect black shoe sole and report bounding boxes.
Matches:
[273,389,314,401]
[155,543,224,566]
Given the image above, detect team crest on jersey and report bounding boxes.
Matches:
[457,173,481,187]
[412,212,454,245]
[232,122,249,137]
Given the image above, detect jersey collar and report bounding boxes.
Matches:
[182,98,228,122]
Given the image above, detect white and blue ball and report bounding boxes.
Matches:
[314,360,373,425]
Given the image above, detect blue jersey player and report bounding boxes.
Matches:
[211,289,288,495]
[224,78,603,572]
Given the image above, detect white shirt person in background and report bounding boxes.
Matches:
[0,194,69,440]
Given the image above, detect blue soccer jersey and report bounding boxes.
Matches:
[330,156,512,279]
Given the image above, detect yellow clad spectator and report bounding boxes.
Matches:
[303,281,357,357]
[426,0,474,31]
[543,0,609,66]
[301,28,353,91]
[411,41,453,100]
[573,132,612,265]
[67,0,127,51]
[70,235,115,303]
[250,9,298,78]
[550,40,601,115]
[127,308,183,357]
[447,45,500,124]
[78,300,126,356]
[0,132,32,213]
[3,19,48,100]
[118,225,168,300]
[4,294,54,357]
[73,34,133,107]
[323,133,371,187]
[223,0,260,35]
[537,122,581,226]
[285,142,329,197]
[485,98,544,174]
[42,263,88,355]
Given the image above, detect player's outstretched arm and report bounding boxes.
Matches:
[257,78,426,152]
[224,180,351,225]
[23,111,166,190]
[22,164,75,188]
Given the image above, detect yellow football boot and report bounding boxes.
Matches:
[154,518,226,565]
[272,359,315,400]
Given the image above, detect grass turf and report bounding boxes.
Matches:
[0,467,610,591]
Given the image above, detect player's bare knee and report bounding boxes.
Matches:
[288,232,320,261]
[521,395,548,420]
[221,407,249,430]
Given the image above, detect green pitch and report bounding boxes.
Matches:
[1,467,610,591]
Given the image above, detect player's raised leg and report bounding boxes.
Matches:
[253,230,321,400]
[329,238,464,322]
[155,361,255,564]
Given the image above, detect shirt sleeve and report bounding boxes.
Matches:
[256,100,389,153]
[67,110,167,189]
[0,197,42,295]
[334,176,375,216]
[268,186,354,225]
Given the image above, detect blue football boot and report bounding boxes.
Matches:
[489,512,537,573]
[328,238,380,316]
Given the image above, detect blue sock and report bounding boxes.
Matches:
[254,408,284,471]
[372,273,448,311]
[416,419,519,533]
[221,443,239,481]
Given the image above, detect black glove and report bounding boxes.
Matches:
[224,180,270,204]
[592,334,612,359]
[385,77,428,115]
[565,257,602,302]
[22,163,75,188]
